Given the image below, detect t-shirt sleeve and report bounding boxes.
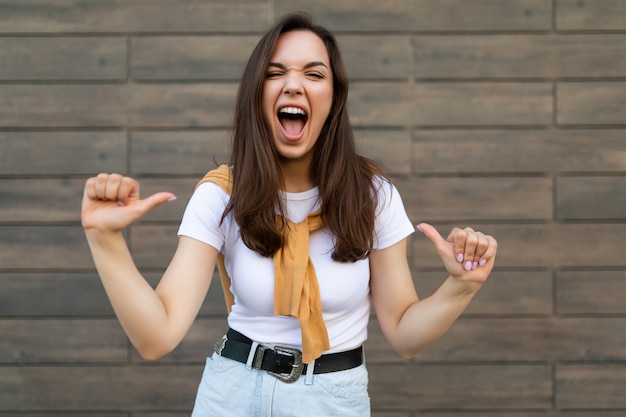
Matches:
[373,179,415,250]
[177,182,230,251]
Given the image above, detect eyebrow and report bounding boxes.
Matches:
[268,61,329,70]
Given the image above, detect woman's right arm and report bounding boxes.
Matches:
[82,173,218,360]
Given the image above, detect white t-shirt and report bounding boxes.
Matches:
[178,177,415,353]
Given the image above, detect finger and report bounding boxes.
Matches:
[132,192,177,215]
[84,177,97,200]
[94,173,109,199]
[461,228,479,271]
[478,235,498,266]
[447,227,469,265]
[117,176,141,205]
[104,173,124,201]
[416,222,448,251]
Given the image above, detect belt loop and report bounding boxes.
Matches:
[245,341,260,370]
[304,359,315,385]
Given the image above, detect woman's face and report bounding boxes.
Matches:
[262,30,333,164]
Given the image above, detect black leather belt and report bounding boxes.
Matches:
[214,328,363,383]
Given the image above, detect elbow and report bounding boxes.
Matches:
[396,347,420,360]
[135,342,175,362]
[138,349,166,362]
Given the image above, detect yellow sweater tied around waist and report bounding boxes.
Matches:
[196,165,330,364]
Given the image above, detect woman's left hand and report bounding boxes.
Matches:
[417,223,497,284]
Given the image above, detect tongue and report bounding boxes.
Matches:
[281,117,305,136]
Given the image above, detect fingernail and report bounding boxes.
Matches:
[464,261,472,271]
[456,253,464,263]
[479,259,487,267]
[472,261,478,270]
[415,224,423,232]
[167,196,177,202]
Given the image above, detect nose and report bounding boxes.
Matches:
[282,72,303,95]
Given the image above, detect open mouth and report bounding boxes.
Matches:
[278,106,308,138]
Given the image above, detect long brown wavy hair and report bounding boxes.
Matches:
[224,12,385,262]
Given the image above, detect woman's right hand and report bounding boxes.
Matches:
[81,173,176,232]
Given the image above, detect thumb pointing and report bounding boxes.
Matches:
[416,222,446,248]
[122,192,177,216]
[141,192,177,210]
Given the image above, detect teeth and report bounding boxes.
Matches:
[279,107,306,116]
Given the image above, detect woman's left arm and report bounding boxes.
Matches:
[370,222,497,359]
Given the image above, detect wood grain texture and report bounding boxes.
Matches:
[0,0,268,33]
[413,34,626,79]
[130,130,231,175]
[0,365,202,410]
[0,84,237,128]
[0,131,126,175]
[412,223,626,268]
[131,36,258,80]
[557,0,626,30]
[368,364,551,410]
[556,364,626,409]
[0,319,127,363]
[558,82,626,125]
[556,176,626,219]
[396,176,553,221]
[1,0,625,414]
[412,129,626,174]
[0,38,126,80]
[349,83,552,127]
[557,270,626,314]
[276,0,552,31]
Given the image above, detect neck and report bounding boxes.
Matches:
[280,157,315,193]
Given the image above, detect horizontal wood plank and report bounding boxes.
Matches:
[131,36,258,80]
[355,130,412,175]
[557,0,626,30]
[130,225,179,269]
[368,364,551,410]
[349,83,552,127]
[1,179,85,222]
[557,364,626,409]
[558,82,626,125]
[412,223,626,268]
[0,273,113,316]
[557,270,626,314]
[0,271,223,317]
[0,365,202,410]
[0,226,93,269]
[366,317,626,363]
[420,317,626,362]
[0,0,268,33]
[0,37,125,80]
[556,176,626,219]
[0,84,237,128]
[276,0,552,31]
[395,177,553,221]
[412,129,626,174]
[413,34,626,78]
[413,270,553,316]
[0,132,126,175]
[130,130,231,175]
[131,318,228,363]
[338,35,411,79]
[0,319,126,363]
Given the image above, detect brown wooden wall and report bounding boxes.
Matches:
[1,0,626,415]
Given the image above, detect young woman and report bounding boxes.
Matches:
[81,12,497,416]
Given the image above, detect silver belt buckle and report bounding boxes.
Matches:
[254,345,304,383]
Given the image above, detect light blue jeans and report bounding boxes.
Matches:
[191,352,371,416]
